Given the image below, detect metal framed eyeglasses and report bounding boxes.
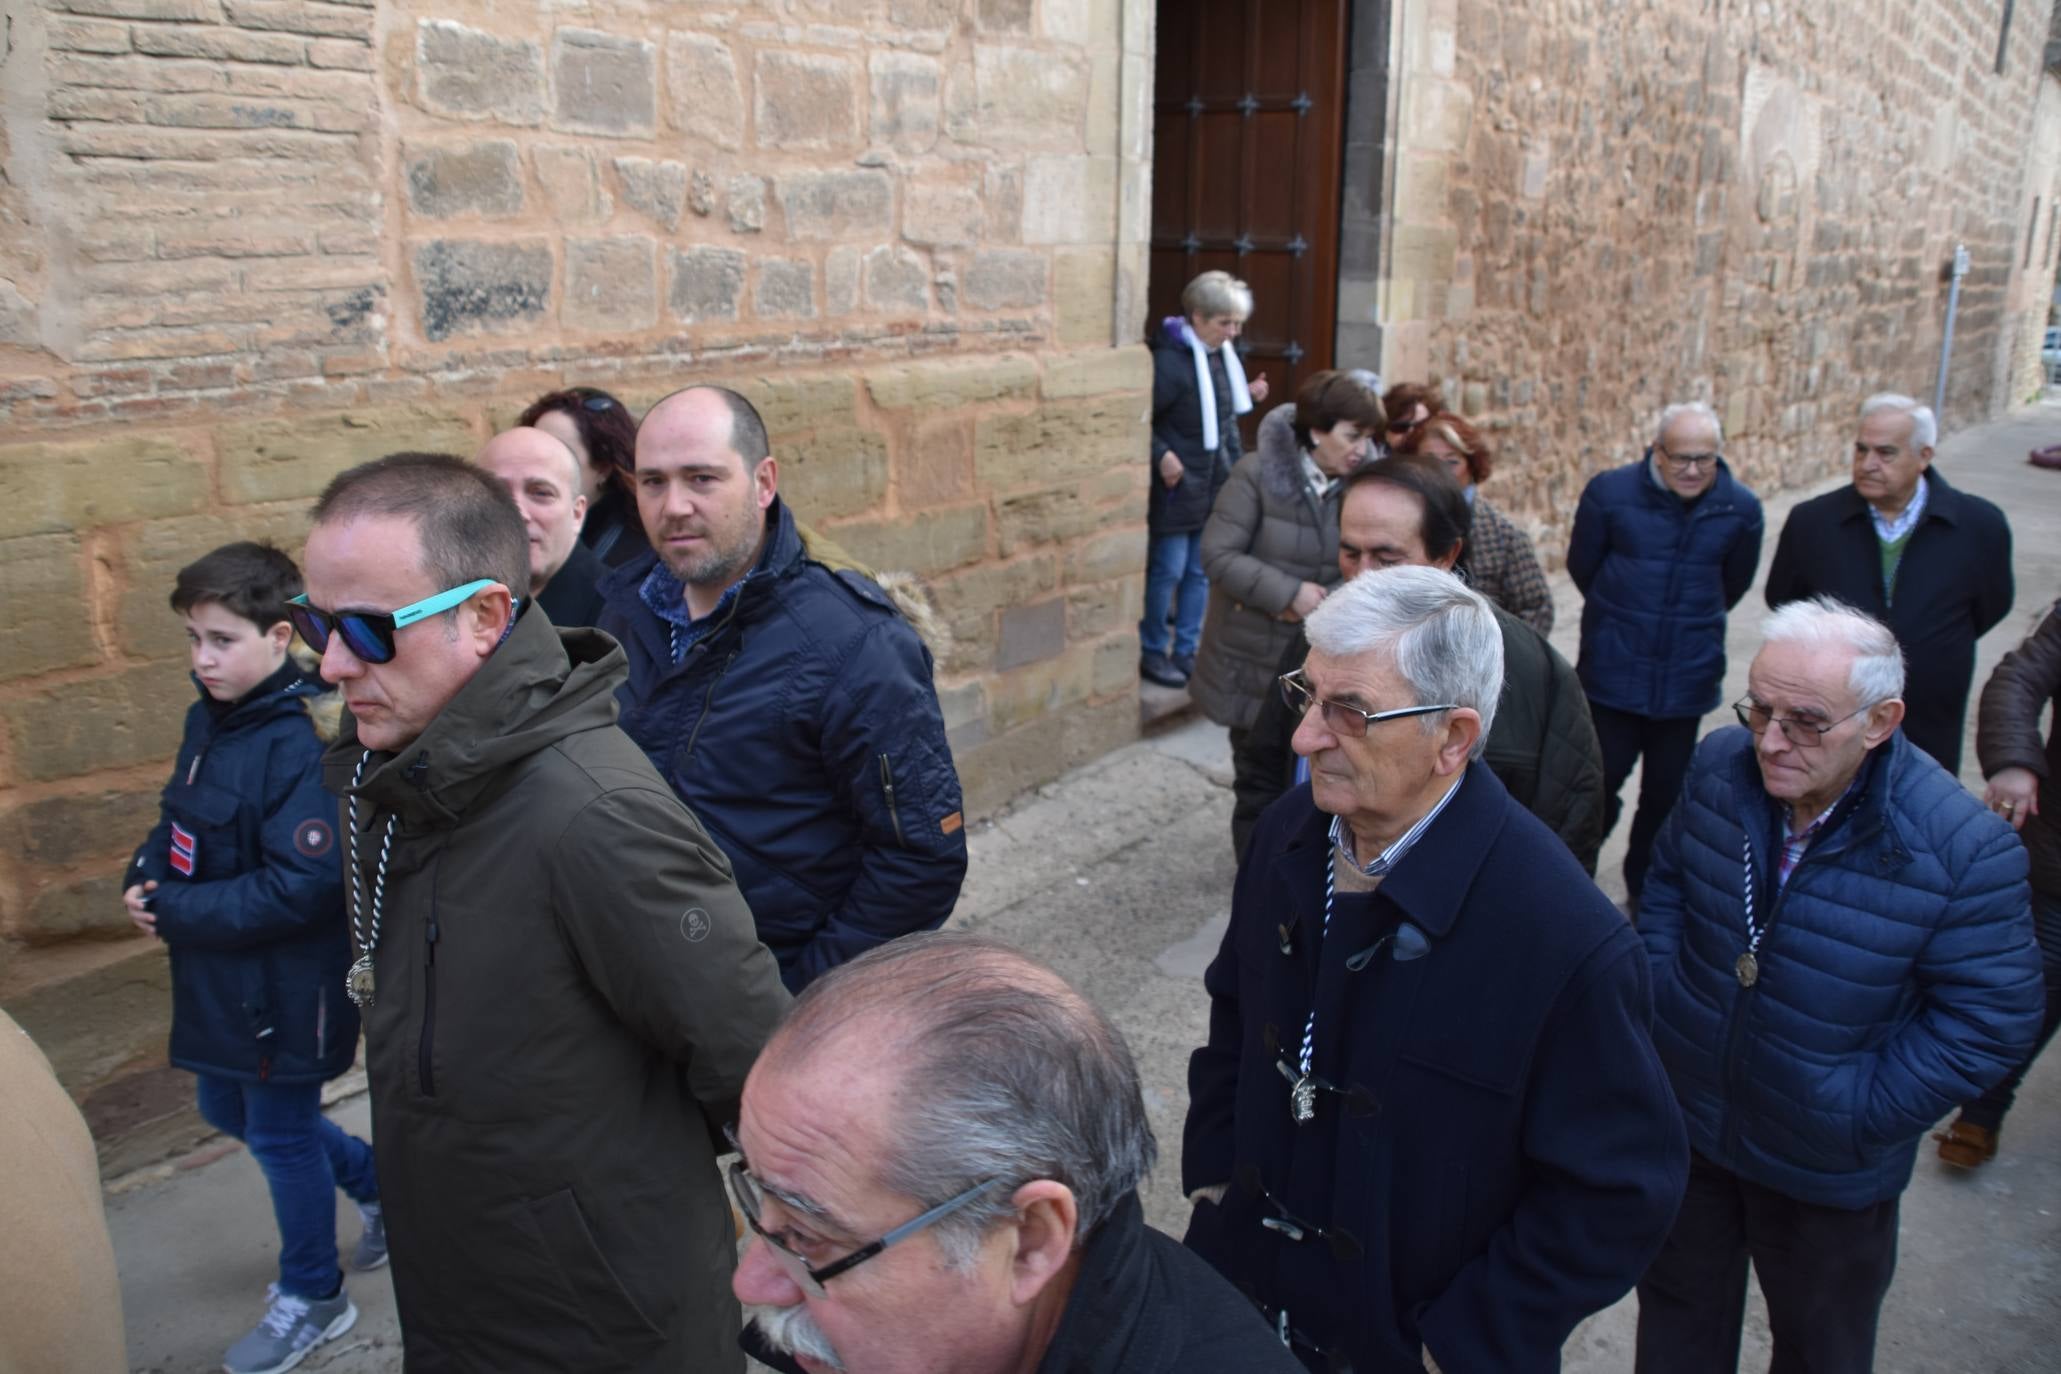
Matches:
[1278,670,1458,740]
[725,1131,1006,1298]
[1732,698,1869,747]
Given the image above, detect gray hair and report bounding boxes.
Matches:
[766,932,1157,1269]
[1859,392,1937,451]
[1654,401,1723,448]
[1760,596,1905,706]
[1180,270,1253,321]
[1303,564,1503,758]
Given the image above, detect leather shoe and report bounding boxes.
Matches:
[1172,652,1197,678]
[1140,653,1188,688]
[1933,1117,1999,1168]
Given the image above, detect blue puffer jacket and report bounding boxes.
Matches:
[598,499,968,991]
[1567,457,1763,718]
[1639,727,2042,1208]
[130,665,358,1085]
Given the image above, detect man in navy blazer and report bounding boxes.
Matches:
[1636,597,2040,1374]
[1183,566,1687,1372]
[1765,392,2013,775]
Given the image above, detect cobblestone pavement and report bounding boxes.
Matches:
[114,402,2061,1371]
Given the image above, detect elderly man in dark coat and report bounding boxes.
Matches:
[735,934,1300,1374]
[1233,457,1606,872]
[1635,597,2040,1374]
[1185,565,1687,1373]
[1765,392,2014,775]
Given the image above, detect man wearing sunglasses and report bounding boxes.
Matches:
[1185,566,1686,1372]
[1633,597,2039,1374]
[299,452,789,1372]
[731,932,1298,1374]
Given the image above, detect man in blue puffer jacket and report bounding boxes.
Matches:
[124,542,381,1374]
[600,386,968,992]
[1568,401,1763,908]
[1634,596,2040,1374]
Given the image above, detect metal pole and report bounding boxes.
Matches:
[1934,243,1969,423]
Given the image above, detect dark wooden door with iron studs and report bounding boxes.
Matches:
[1149,0,1349,445]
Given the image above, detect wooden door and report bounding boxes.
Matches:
[1150,0,1349,445]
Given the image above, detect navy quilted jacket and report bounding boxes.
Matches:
[1639,726,2041,1208]
[130,666,358,1085]
[1567,457,1763,718]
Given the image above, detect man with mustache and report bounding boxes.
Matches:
[599,386,968,990]
[731,931,1300,1374]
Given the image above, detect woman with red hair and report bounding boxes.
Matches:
[1396,412,1554,634]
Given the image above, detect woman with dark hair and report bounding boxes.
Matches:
[1396,411,1554,634]
[518,387,650,567]
[1189,369,1383,748]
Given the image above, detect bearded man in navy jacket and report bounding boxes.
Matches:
[1183,565,1686,1373]
[1635,596,2040,1374]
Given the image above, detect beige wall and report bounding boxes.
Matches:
[1370,0,2059,560]
[0,0,1155,1008]
[2003,70,2061,406]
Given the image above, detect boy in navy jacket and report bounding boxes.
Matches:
[124,542,379,1374]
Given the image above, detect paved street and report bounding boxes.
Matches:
[112,402,2061,1371]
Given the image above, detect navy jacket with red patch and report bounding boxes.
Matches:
[130,665,359,1084]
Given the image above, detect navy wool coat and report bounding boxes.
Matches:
[1567,457,1763,720]
[1183,766,1688,1373]
[130,668,357,1084]
[1764,470,2013,776]
[1640,727,2042,1209]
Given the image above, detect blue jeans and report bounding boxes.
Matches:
[196,1076,379,1299]
[1141,531,1208,659]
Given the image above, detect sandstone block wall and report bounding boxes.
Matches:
[0,0,1156,984]
[1371,0,2061,559]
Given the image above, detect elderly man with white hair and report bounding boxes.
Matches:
[1765,392,2014,775]
[1184,565,1687,1373]
[1634,596,2041,1374]
[1568,400,1764,912]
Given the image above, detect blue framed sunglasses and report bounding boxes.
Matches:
[287,579,499,665]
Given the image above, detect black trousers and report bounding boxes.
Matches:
[1590,702,1701,903]
[1634,1151,1900,1374]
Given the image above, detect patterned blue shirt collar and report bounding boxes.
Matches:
[638,559,755,664]
[1327,771,1466,879]
[1868,472,1928,544]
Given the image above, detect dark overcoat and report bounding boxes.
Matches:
[1183,766,1687,1372]
[1765,470,2013,775]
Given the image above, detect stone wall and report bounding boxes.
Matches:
[1373,0,2060,557]
[0,0,1155,1024]
[2003,69,2061,405]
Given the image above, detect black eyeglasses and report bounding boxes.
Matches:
[287,580,499,665]
[725,1132,1005,1298]
[578,393,619,413]
[1733,698,1869,747]
[1388,415,1425,435]
[1279,670,1458,740]
[1657,447,1721,472]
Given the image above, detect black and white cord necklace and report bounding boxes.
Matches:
[344,751,398,1007]
[1288,852,1339,1122]
[1736,830,1763,988]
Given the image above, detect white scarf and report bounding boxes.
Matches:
[1185,324,1253,452]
